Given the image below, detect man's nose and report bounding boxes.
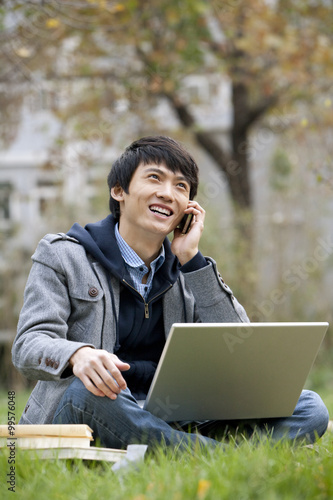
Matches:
[156,182,174,200]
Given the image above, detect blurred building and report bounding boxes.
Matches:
[0,74,233,250]
[1,74,332,344]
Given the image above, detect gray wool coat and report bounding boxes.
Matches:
[12,233,249,424]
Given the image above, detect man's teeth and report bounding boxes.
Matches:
[150,206,171,216]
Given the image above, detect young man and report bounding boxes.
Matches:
[13,136,329,450]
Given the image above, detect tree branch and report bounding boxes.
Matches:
[164,92,231,170]
[243,94,280,131]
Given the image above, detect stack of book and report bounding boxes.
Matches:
[0,424,127,463]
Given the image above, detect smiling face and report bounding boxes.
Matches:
[111,163,191,244]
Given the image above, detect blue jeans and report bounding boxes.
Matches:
[53,378,329,451]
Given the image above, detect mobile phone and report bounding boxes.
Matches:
[179,213,193,234]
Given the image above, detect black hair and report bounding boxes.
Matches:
[107,135,199,220]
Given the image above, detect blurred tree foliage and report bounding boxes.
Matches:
[0,1,333,384]
[269,148,292,191]
[0,0,332,305]
[0,0,332,209]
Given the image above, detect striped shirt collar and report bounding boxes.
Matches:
[114,223,165,299]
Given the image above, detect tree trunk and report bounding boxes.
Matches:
[231,82,252,208]
[165,89,253,211]
[165,88,255,306]
[230,81,254,272]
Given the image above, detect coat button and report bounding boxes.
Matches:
[88,286,99,297]
[218,272,225,283]
[54,361,59,369]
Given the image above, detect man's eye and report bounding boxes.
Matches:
[149,174,159,180]
[178,183,188,190]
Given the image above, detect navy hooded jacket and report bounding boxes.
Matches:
[67,215,207,398]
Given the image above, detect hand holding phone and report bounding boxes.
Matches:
[172,200,205,265]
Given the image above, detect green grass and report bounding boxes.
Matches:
[0,381,332,500]
[1,432,333,500]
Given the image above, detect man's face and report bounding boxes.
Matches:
[115,163,191,237]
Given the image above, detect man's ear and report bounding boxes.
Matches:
[110,183,125,202]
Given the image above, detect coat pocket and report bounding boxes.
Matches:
[69,282,105,302]
[67,282,105,344]
[19,379,74,424]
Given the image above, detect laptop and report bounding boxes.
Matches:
[143,322,328,421]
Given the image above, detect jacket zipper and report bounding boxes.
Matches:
[122,279,172,319]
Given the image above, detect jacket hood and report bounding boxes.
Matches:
[67,214,181,287]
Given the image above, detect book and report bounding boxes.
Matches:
[0,424,93,438]
[0,436,93,449]
[0,424,93,449]
[22,446,127,463]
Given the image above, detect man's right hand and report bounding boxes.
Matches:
[69,347,130,399]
